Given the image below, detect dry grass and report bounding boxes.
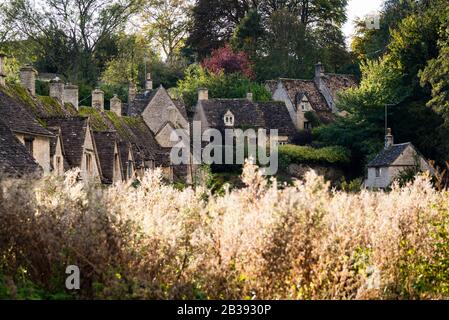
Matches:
[1,161,448,299]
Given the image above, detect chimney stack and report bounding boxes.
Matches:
[92,88,104,111]
[385,128,394,149]
[0,53,6,87]
[49,77,64,103]
[315,62,324,80]
[20,65,37,96]
[63,84,79,110]
[128,82,137,103]
[198,87,208,101]
[246,92,253,102]
[145,73,153,91]
[110,94,122,116]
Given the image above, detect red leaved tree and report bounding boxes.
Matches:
[201,44,254,79]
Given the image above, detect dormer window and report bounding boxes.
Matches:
[296,93,311,112]
[224,110,234,126]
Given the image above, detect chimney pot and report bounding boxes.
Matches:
[63,83,79,110]
[315,62,324,79]
[128,82,137,103]
[145,73,153,91]
[110,94,122,117]
[198,87,208,101]
[92,88,104,111]
[20,64,38,96]
[49,77,64,104]
[385,128,394,149]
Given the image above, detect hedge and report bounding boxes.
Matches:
[278,144,351,168]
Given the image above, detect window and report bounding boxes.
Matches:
[85,153,92,174]
[375,168,381,177]
[127,160,133,179]
[304,122,313,130]
[24,137,34,155]
[56,156,62,175]
[223,111,234,126]
[114,153,120,177]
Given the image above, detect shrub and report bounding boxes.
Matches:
[1,163,449,300]
[278,144,351,169]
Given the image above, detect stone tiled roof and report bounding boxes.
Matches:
[0,119,42,176]
[321,74,357,103]
[45,117,89,168]
[199,98,297,137]
[173,98,188,119]
[266,79,335,123]
[0,90,54,137]
[78,107,161,167]
[125,90,158,116]
[125,87,188,119]
[93,131,119,184]
[367,143,411,167]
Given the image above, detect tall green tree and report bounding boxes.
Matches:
[1,0,143,84]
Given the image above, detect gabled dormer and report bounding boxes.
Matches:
[295,93,311,112]
[223,110,234,127]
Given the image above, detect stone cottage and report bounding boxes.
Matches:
[265,62,357,130]
[0,119,42,177]
[0,51,200,184]
[0,90,54,174]
[364,129,434,189]
[124,73,193,182]
[193,88,297,147]
[45,117,103,182]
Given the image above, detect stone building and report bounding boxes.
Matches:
[124,74,193,182]
[0,119,42,177]
[45,117,102,183]
[265,62,357,130]
[194,88,297,145]
[0,90,54,174]
[364,129,434,189]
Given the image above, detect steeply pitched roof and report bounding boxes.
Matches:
[266,79,335,123]
[0,119,42,176]
[0,90,54,137]
[45,117,89,168]
[367,143,412,167]
[0,84,77,121]
[125,86,187,120]
[199,98,297,137]
[125,90,158,116]
[78,107,160,167]
[320,74,357,102]
[93,131,119,184]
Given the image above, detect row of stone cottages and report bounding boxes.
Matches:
[0,53,431,188]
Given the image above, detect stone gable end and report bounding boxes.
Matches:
[142,88,189,134]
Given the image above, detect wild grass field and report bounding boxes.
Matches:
[1,161,449,300]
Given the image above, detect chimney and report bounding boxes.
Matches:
[92,88,104,111]
[315,62,324,80]
[110,94,122,116]
[128,82,137,103]
[385,128,394,149]
[198,87,208,101]
[145,73,153,91]
[246,92,253,102]
[63,83,79,110]
[0,53,6,87]
[20,65,38,96]
[49,77,64,103]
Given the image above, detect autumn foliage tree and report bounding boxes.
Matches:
[201,44,254,79]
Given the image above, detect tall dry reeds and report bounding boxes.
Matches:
[1,162,448,299]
